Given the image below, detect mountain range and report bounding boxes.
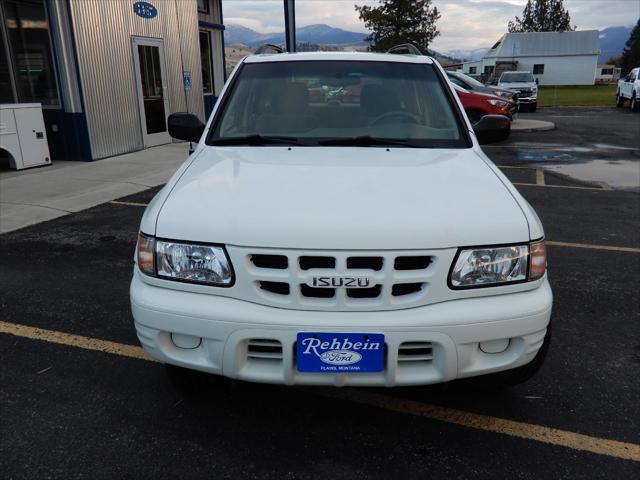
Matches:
[599,26,632,63]
[224,23,461,64]
[225,24,367,47]
[225,23,634,65]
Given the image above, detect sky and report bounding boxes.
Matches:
[222,0,640,53]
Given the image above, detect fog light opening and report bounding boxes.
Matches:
[479,338,510,354]
[171,333,202,349]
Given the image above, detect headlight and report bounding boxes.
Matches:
[136,233,233,286]
[487,99,510,107]
[449,240,546,289]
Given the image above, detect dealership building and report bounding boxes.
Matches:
[460,30,600,86]
[0,0,225,162]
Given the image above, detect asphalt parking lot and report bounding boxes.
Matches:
[1,107,639,479]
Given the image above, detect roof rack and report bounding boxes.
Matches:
[387,43,423,56]
[255,44,285,55]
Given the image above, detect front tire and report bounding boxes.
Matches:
[631,93,639,112]
[530,102,537,113]
[616,91,624,107]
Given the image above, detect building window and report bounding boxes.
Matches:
[468,66,477,74]
[483,65,494,75]
[197,0,209,14]
[601,68,614,75]
[199,31,213,94]
[0,26,14,102]
[0,0,59,105]
[533,64,545,74]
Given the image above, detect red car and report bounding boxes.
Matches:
[452,84,517,124]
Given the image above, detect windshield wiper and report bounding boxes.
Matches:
[210,134,303,146]
[318,136,420,147]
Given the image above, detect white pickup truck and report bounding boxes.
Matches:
[497,71,538,112]
[616,67,640,112]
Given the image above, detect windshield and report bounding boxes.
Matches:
[209,60,466,148]
[454,72,484,87]
[500,72,534,83]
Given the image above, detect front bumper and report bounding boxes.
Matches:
[130,271,552,387]
[518,96,537,104]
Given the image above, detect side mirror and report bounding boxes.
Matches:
[168,113,205,142]
[535,78,539,85]
[473,114,511,145]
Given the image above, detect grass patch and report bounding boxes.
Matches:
[537,85,617,107]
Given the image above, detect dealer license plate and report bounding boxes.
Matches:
[296,332,384,373]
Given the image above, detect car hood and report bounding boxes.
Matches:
[489,87,517,97]
[498,82,536,90]
[155,147,529,249]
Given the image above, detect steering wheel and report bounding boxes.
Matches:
[369,111,421,126]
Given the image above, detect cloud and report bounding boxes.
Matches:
[222,0,639,52]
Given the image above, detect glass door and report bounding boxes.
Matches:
[132,37,170,147]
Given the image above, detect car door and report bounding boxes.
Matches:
[623,69,636,96]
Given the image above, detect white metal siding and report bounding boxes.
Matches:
[461,60,482,75]
[484,55,598,85]
[68,0,205,160]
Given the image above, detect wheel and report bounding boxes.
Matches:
[466,109,484,124]
[631,93,639,112]
[616,91,624,107]
[530,102,537,113]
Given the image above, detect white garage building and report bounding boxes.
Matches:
[461,30,600,86]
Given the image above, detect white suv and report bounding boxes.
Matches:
[131,51,552,388]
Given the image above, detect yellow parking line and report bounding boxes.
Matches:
[546,240,640,253]
[110,200,149,207]
[536,168,546,186]
[496,165,533,169]
[512,182,607,191]
[0,321,156,363]
[315,389,640,462]
[1,320,639,462]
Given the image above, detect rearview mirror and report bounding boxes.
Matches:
[168,113,205,142]
[473,115,511,145]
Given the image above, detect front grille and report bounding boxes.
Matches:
[259,281,290,295]
[346,284,382,298]
[241,249,438,311]
[394,256,431,270]
[347,256,384,271]
[251,254,288,269]
[392,283,424,296]
[300,284,335,298]
[517,89,532,96]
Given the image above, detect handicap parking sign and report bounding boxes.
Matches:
[183,70,192,92]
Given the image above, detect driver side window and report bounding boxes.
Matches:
[449,77,465,88]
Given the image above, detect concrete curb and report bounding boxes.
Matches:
[511,119,555,132]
